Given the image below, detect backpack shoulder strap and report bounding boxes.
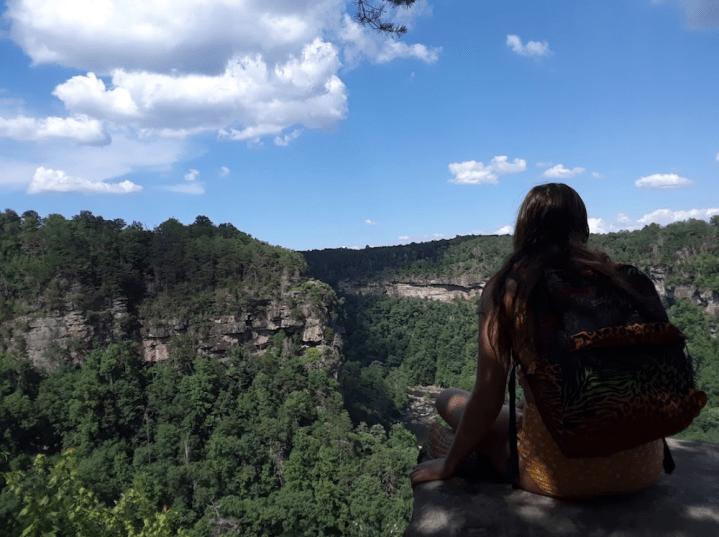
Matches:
[507,352,520,489]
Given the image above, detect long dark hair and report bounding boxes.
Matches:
[486,183,631,364]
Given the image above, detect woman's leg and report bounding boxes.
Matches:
[435,387,470,431]
[435,387,512,476]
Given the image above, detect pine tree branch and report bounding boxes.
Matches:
[353,0,416,36]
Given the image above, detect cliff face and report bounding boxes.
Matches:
[4,264,716,373]
[338,274,485,303]
[338,265,719,317]
[648,265,719,316]
[8,280,342,376]
[139,293,342,377]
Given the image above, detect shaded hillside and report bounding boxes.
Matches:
[302,234,513,286]
[303,219,719,292]
[305,219,719,446]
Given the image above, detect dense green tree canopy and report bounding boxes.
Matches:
[1,209,718,535]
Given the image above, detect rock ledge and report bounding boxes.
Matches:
[404,438,719,537]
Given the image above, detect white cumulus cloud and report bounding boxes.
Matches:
[635,173,692,189]
[52,72,139,120]
[637,207,719,225]
[588,208,719,234]
[52,38,347,140]
[365,219,376,225]
[448,156,527,185]
[506,35,552,57]
[0,114,108,144]
[219,166,230,177]
[588,217,611,234]
[541,164,586,179]
[4,0,439,148]
[495,225,514,235]
[5,0,344,73]
[27,166,142,194]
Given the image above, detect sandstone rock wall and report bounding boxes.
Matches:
[338,266,719,317]
[7,281,343,376]
[338,279,484,304]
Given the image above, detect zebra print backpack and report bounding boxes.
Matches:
[507,264,707,486]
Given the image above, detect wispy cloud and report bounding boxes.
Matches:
[506,35,552,57]
[27,166,142,194]
[635,173,692,189]
[448,155,526,185]
[163,168,205,194]
[0,114,108,145]
[365,219,376,225]
[682,0,719,28]
[219,166,230,177]
[339,14,441,67]
[541,164,586,179]
[274,129,303,147]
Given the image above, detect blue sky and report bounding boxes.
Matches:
[0,0,718,251]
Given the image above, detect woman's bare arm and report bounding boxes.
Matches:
[410,282,509,487]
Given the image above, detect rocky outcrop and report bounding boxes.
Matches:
[648,265,719,316]
[9,280,343,375]
[405,438,719,537]
[13,296,130,370]
[337,266,719,317]
[400,386,444,445]
[139,295,342,377]
[338,276,485,304]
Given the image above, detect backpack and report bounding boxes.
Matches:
[507,263,708,487]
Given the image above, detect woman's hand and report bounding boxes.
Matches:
[410,458,456,489]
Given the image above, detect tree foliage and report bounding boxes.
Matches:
[353,0,417,36]
[0,340,416,535]
[2,208,719,536]
[3,449,184,537]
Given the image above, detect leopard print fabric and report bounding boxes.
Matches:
[525,351,708,458]
[570,322,685,352]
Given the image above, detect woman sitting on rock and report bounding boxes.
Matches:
[410,182,681,498]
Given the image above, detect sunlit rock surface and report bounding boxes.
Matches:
[405,438,719,537]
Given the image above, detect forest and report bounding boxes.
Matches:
[0,209,718,536]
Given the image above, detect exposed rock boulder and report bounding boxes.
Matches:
[404,438,719,537]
